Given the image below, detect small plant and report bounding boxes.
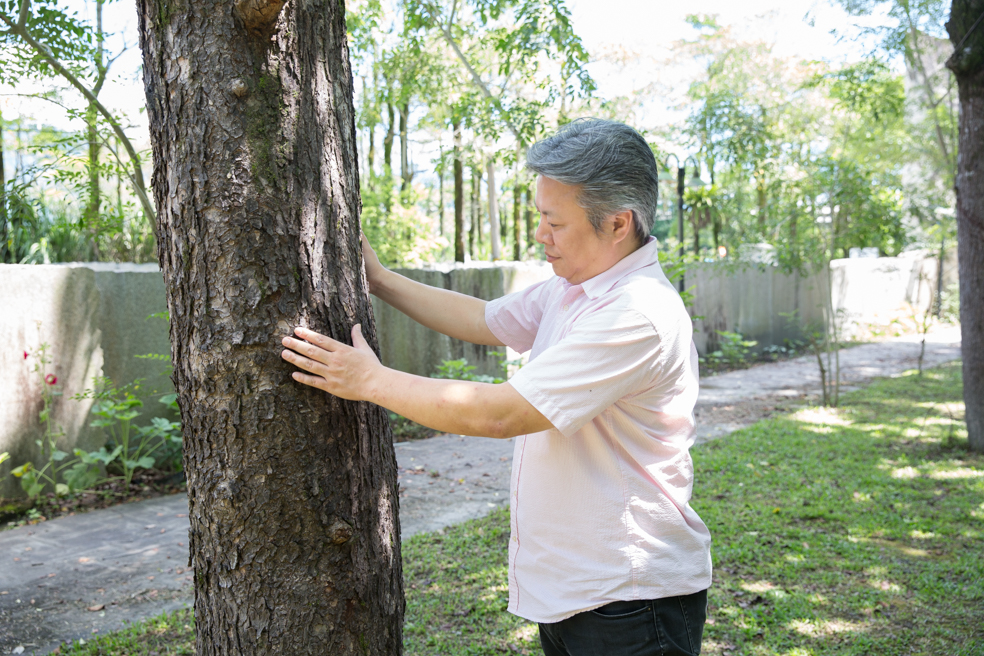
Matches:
[9,330,79,499]
[432,352,522,385]
[702,331,757,368]
[74,378,182,495]
[433,358,502,384]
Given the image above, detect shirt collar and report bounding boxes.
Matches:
[577,236,660,300]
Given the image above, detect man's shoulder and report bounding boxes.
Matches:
[604,268,692,338]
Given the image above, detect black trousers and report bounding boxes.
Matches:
[538,589,707,656]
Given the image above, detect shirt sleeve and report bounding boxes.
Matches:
[485,278,555,353]
[507,308,661,437]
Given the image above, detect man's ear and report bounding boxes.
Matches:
[610,210,635,243]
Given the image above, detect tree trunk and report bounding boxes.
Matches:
[399,101,410,193]
[363,77,375,190]
[524,184,533,250]
[476,165,483,245]
[469,165,477,257]
[85,0,108,256]
[453,118,464,262]
[512,175,521,260]
[138,1,405,653]
[437,146,444,236]
[488,159,500,260]
[383,101,395,174]
[947,0,984,452]
[0,109,7,263]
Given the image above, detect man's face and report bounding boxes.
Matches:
[534,175,617,285]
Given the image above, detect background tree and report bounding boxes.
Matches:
[138,0,404,653]
[946,0,984,450]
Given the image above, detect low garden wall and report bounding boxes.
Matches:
[0,251,947,496]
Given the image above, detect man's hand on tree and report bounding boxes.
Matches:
[281,325,379,401]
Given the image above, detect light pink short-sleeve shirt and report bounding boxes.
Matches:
[485,237,712,624]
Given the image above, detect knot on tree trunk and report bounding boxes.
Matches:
[329,519,354,545]
[235,0,287,38]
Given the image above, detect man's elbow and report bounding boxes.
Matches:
[484,412,551,439]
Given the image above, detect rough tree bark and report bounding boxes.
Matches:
[947,0,984,452]
[138,0,405,652]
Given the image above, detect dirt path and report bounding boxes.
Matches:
[0,326,962,654]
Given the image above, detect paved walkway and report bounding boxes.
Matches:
[0,326,962,654]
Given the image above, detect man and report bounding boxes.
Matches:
[281,118,712,656]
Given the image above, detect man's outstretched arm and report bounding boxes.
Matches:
[364,235,503,346]
[282,324,552,439]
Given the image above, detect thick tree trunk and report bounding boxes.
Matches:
[138,0,405,653]
[947,0,984,452]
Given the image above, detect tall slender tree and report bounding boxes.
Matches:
[946,0,984,452]
[138,0,405,653]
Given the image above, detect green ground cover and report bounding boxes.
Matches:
[58,362,982,655]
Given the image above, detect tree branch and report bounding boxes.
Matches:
[438,25,523,144]
[0,11,156,223]
[17,0,30,29]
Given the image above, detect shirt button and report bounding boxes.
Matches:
[563,304,569,311]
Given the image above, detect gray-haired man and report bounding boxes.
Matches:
[282,118,712,655]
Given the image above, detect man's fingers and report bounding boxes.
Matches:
[291,371,325,389]
[281,348,325,376]
[293,326,342,351]
[351,323,370,350]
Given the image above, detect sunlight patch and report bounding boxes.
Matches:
[742,580,778,593]
[868,579,902,593]
[909,529,936,540]
[788,618,867,637]
[891,466,920,479]
[929,467,983,480]
[790,406,852,426]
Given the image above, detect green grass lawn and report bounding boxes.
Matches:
[59,362,982,655]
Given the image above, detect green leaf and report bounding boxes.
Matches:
[11,463,33,477]
[52,449,69,461]
[55,483,69,496]
[0,452,9,466]
[136,455,156,469]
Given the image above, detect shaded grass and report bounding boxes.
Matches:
[60,362,982,655]
[692,361,983,655]
[59,610,193,655]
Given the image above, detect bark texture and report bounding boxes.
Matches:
[948,0,984,452]
[138,0,405,652]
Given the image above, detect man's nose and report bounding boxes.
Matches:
[534,218,549,244]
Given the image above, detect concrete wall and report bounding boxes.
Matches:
[1,252,946,496]
[373,262,553,378]
[687,262,828,354]
[1,264,172,498]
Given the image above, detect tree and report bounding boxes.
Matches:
[138,0,404,652]
[946,0,984,451]
[1,0,155,224]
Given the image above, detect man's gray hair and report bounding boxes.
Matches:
[525,118,659,243]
